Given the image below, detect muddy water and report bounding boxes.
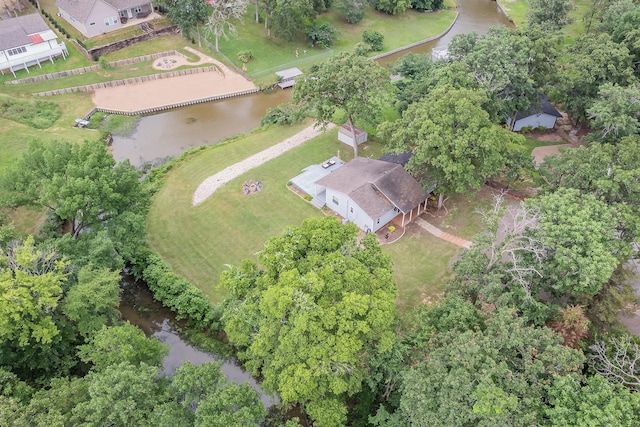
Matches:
[119,275,278,407]
[111,0,511,166]
[379,0,512,65]
[111,90,291,167]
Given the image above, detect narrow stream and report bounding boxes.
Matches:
[118,274,278,408]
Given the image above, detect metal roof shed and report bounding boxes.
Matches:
[275,67,303,88]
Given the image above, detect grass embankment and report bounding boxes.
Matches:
[146,122,466,308]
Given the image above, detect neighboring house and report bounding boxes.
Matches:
[507,95,562,131]
[314,157,429,233]
[57,0,154,38]
[0,13,67,78]
[338,123,368,148]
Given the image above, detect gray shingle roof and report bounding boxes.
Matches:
[316,158,427,217]
[57,0,148,22]
[514,95,562,121]
[0,13,50,51]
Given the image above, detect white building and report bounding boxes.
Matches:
[57,0,155,38]
[0,14,67,78]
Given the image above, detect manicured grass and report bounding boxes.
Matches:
[147,122,387,303]
[497,0,591,39]
[496,0,528,27]
[521,135,565,158]
[212,5,457,81]
[382,224,461,311]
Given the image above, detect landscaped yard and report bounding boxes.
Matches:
[146,121,479,309]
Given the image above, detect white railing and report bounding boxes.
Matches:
[1,42,68,75]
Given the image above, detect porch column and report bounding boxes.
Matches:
[409,208,413,222]
[402,212,406,227]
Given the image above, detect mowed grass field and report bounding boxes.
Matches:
[146,123,462,308]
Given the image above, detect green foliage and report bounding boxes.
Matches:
[412,0,444,11]
[335,0,365,24]
[98,56,111,70]
[527,0,574,30]
[61,265,121,338]
[586,83,640,143]
[293,52,392,157]
[236,50,253,64]
[269,0,315,41]
[307,22,337,48]
[220,217,397,427]
[398,308,585,426]
[371,0,412,14]
[0,237,68,347]
[0,95,61,129]
[101,114,141,137]
[363,30,384,51]
[167,0,209,39]
[140,253,218,330]
[78,323,169,371]
[261,103,305,126]
[379,86,525,200]
[72,362,163,426]
[171,362,266,426]
[545,373,640,425]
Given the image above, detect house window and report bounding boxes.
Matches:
[134,6,143,13]
[119,11,127,18]
[7,46,27,56]
[350,207,353,213]
[104,16,118,26]
[377,218,380,224]
[332,196,339,206]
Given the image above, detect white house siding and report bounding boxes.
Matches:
[324,188,401,233]
[0,40,66,74]
[84,1,121,37]
[374,209,399,233]
[512,113,557,132]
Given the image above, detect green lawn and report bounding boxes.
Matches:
[212,5,457,82]
[147,122,472,309]
[497,0,592,37]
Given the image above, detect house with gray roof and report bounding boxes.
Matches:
[314,157,429,233]
[0,13,67,78]
[506,95,563,132]
[57,0,154,38]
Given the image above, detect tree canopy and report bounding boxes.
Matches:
[220,217,397,426]
[293,52,392,157]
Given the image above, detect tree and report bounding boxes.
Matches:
[78,323,169,371]
[72,362,163,426]
[589,334,640,390]
[371,0,411,14]
[205,0,249,53]
[0,139,150,263]
[293,52,392,158]
[335,0,365,24]
[558,33,636,122]
[269,0,314,41]
[220,217,397,427]
[168,0,209,42]
[171,362,266,426]
[545,373,640,426]
[378,86,525,209]
[527,0,573,30]
[0,237,68,347]
[398,308,585,426]
[62,266,121,339]
[587,83,640,143]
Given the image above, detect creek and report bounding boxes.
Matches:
[111,0,511,167]
[118,274,278,408]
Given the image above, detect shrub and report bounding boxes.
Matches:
[98,56,111,70]
[306,22,337,48]
[261,103,305,126]
[354,42,371,56]
[335,0,366,24]
[363,30,384,51]
[371,0,411,14]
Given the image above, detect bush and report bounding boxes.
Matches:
[98,56,111,70]
[261,103,305,126]
[363,30,384,51]
[335,0,366,24]
[306,22,337,48]
[101,114,141,136]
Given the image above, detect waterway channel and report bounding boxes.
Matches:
[111,0,511,167]
[119,274,278,408]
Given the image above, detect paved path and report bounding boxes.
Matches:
[415,218,473,249]
[192,123,336,206]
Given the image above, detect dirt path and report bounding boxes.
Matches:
[192,123,337,206]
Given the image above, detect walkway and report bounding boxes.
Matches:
[415,218,473,249]
[192,123,336,206]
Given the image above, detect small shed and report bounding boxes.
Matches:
[275,67,303,88]
[508,96,562,132]
[338,124,368,147]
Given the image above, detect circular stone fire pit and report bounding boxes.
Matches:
[242,179,263,195]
